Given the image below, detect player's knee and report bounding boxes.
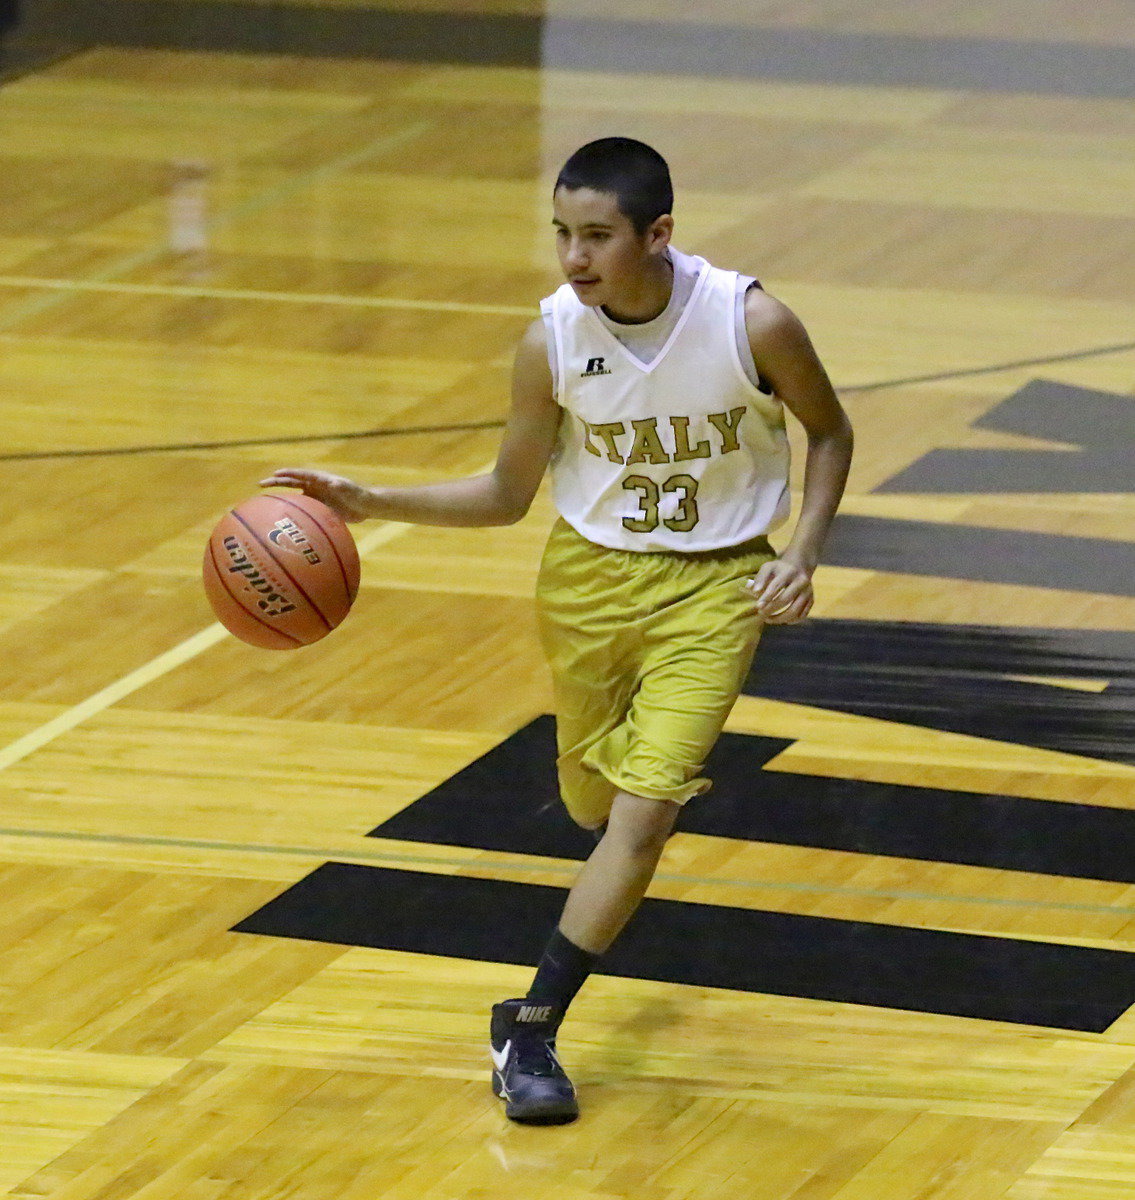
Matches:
[605,793,679,858]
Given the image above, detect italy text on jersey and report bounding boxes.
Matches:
[579,407,747,465]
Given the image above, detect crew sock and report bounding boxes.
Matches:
[525,927,599,1012]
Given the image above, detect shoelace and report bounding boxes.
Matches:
[513,1033,561,1076]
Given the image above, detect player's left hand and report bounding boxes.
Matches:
[744,558,814,624]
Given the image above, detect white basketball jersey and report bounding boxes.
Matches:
[542,255,790,552]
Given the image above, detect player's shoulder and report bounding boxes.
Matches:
[513,315,554,391]
[742,285,810,355]
[743,284,797,332]
[520,313,547,346]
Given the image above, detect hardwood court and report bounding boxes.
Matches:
[0,2,1133,1196]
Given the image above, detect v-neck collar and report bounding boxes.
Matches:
[585,258,709,375]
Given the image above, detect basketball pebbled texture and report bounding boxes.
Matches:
[203,493,361,649]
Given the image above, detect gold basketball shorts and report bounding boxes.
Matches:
[536,518,776,829]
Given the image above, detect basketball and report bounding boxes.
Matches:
[203,493,361,649]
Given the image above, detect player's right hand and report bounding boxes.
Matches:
[744,556,815,624]
[260,468,374,523]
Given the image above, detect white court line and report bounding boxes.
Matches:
[0,515,420,772]
[0,120,433,335]
[0,275,534,319]
[0,110,505,770]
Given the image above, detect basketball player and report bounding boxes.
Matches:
[262,138,853,1124]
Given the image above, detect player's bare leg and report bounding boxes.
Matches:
[559,790,680,953]
[491,790,679,1124]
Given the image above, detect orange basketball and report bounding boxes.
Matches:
[203,493,361,649]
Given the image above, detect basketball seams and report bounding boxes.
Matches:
[230,509,336,632]
[205,537,304,648]
[274,494,360,605]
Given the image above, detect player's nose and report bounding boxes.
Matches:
[563,238,589,271]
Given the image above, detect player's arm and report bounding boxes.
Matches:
[260,318,561,526]
[743,289,853,624]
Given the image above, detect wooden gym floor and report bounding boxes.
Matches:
[0,2,1133,1196]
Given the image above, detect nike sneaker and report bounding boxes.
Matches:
[490,998,579,1124]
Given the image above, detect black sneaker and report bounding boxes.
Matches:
[490,999,579,1124]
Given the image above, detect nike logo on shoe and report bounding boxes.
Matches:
[491,1040,511,1072]
[517,1005,554,1022]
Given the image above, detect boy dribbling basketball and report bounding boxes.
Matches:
[263,137,853,1124]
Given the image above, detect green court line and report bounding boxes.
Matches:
[2,825,1134,919]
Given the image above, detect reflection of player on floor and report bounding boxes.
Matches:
[263,138,853,1124]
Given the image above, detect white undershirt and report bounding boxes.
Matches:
[594,249,698,365]
[543,248,767,397]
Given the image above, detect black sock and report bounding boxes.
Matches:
[525,927,598,1012]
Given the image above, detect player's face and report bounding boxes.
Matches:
[552,186,670,312]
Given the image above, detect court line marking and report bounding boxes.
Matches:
[0,113,451,768]
[842,337,1135,393]
[0,275,534,318]
[0,104,1125,908]
[0,118,434,335]
[0,499,1126,918]
[0,824,1132,919]
[0,420,508,463]
[0,517,413,772]
[1,275,1133,380]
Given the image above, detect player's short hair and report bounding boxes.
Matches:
[555,138,673,233]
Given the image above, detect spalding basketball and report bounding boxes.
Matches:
[203,493,361,649]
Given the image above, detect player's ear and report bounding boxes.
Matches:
[646,214,674,254]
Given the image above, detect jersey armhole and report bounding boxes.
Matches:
[735,277,774,396]
[540,296,564,404]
